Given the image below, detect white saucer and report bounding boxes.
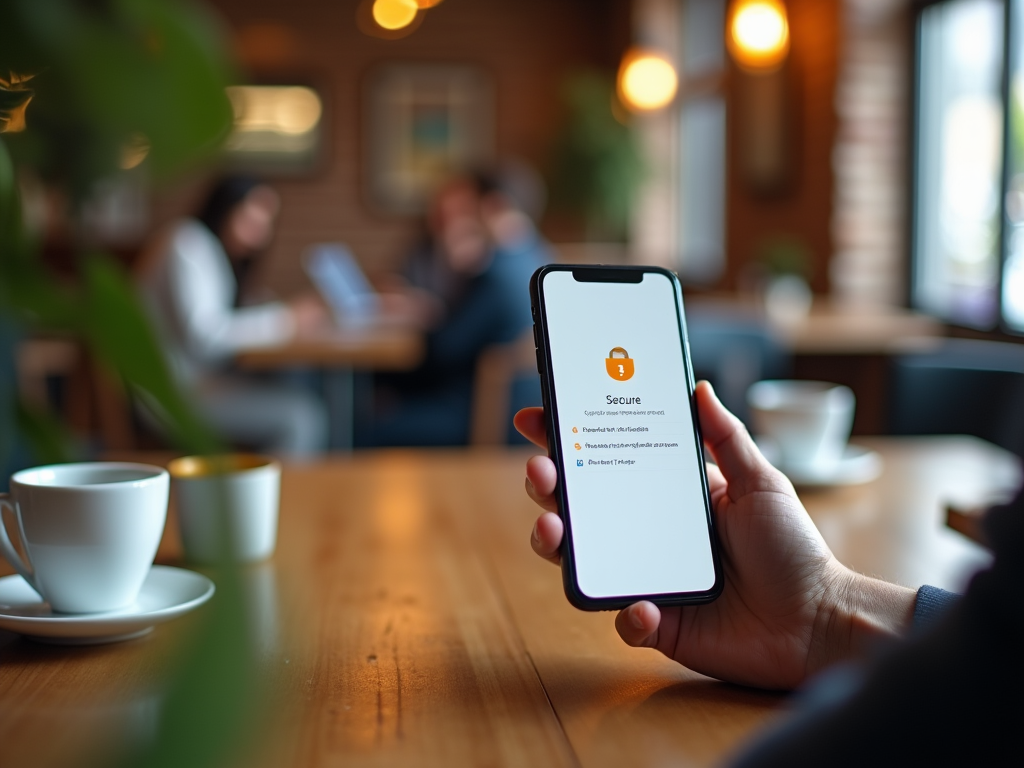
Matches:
[0,565,215,645]
[757,443,884,488]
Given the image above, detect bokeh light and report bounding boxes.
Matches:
[373,0,419,31]
[617,51,679,112]
[415,0,444,7]
[728,0,790,71]
[120,133,151,169]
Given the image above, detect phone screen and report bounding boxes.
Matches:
[540,270,716,600]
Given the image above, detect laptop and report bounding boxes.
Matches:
[304,243,381,328]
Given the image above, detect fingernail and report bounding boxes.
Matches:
[630,608,645,630]
[526,477,535,494]
[531,520,540,544]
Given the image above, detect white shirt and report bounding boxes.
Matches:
[139,219,295,386]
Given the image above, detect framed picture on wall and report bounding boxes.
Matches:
[364,64,495,214]
[222,81,328,176]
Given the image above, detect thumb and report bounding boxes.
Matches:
[695,381,778,498]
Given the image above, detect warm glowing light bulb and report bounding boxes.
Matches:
[372,0,418,30]
[728,0,790,71]
[617,51,679,112]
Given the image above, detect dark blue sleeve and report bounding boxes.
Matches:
[912,584,959,631]
[730,491,1023,767]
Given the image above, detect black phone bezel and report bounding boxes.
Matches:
[530,263,724,611]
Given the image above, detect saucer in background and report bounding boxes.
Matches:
[756,439,884,488]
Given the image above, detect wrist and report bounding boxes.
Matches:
[807,565,916,679]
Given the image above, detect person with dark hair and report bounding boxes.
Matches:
[367,167,551,446]
[138,177,328,457]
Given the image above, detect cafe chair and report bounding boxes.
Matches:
[15,337,80,411]
[889,339,1024,458]
[89,360,139,452]
[15,337,92,440]
[13,338,141,452]
[470,331,539,446]
[685,311,790,425]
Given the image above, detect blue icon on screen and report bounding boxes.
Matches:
[576,459,584,467]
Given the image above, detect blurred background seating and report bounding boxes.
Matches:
[470,331,540,446]
[685,306,790,424]
[359,169,550,448]
[889,340,1024,459]
[5,0,1024,461]
[15,339,79,413]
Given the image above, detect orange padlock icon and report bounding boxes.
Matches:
[605,347,634,381]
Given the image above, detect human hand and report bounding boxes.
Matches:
[514,381,915,690]
[288,294,329,336]
[377,287,444,329]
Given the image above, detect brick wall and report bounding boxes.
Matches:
[150,0,912,302]
[152,0,627,296]
[830,0,911,305]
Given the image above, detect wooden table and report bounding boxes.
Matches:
[768,300,944,356]
[686,295,949,434]
[235,326,423,450]
[686,295,946,356]
[1,437,1019,768]
[234,326,423,372]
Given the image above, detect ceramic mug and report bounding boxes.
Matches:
[0,462,169,614]
[168,454,280,564]
[747,380,856,470]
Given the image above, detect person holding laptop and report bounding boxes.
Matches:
[138,176,328,457]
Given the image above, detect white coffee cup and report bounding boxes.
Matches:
[168,454,280,564]
[747,380,855,470]
[0,462,169,614]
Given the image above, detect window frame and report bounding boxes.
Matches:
[911,0,1021,335]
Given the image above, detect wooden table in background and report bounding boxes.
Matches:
[774,301,946,435]
[235,326,424,450]
[769,300,944,356]
[0,437,1019,768]
[687,296,948,435]
[686,295,946,356]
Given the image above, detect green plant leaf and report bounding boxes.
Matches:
[0,6,263,768]
[548,70,645,240]
[14,400,78,464]
[118,561,257,768]
[2,0,235,193]
[81,254,218,454]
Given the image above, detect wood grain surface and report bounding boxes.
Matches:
[0,438,1018,768]
[686,296,946,355]
[233,326,423,371]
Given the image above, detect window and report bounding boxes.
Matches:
[913,0,1024,332]
[1001,0,1024,328]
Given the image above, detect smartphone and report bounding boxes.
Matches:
[530,264,723,610]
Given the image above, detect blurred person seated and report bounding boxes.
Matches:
[364,168,551,447]
[514,384,1022,766]
[138,176,328,457]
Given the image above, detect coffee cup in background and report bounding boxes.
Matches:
[168,454,280,564]
[747,380,855,470]
[0,463,168,614]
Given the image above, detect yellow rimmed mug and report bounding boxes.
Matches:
[168,454,280,564]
